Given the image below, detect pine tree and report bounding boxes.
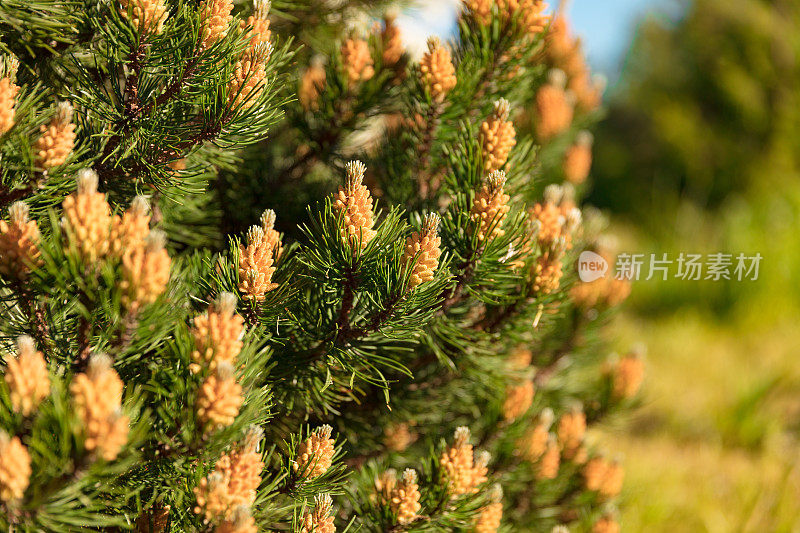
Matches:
[0,1,637,531]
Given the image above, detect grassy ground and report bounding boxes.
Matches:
[595,309,800,532]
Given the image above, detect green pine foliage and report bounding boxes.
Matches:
[0,1,638,531]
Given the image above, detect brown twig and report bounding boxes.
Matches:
[243,303,260,329]
[11,281,53,355]
[134,504,170,533]
[0,184,36,209]
[339,290,403,342]
[438,250,480,313]
[335,264,358,331]
[76,315,93,370]
[416,100,445,198]
[112,310,140,352]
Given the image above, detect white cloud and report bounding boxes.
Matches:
[396,0,460,58]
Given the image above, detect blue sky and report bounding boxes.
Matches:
[398,0,667,80]
[567,0,667,75]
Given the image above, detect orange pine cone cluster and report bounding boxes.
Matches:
[191,293,245,373]
[536,437,560,479]
[388,468,421,525]
[474,485,503,533]
[563,131,594,184]
[228,43,272,110]
[293,425,335,478]
[383,422,416,452]
[528,185,582,294]
[420,37,457,102]
[464,0,493,25]
[557,407,586,459]
[240,0,271,49]
[4,336,50,416]
[70,354,130,461]
[545,17,573,63]
[0,432,31,502]
[0,55,20,135]
[62,169,113,262]
[611,351,644,399]
[381,13,404,65]
[508,346,532,368]
[109,196,151,258]
[475,501,503,533]
[439,426,489,496]
[341,37,374,84]
[195,427,263,524]
[583,456,624,498]
[299,58,326,111]
[238,223,279,300]
[517,409,553,462]
[215,507,258,533]
[480,99,516,172]
[61,176,171,309]
[530,254,563,295]
[502,379,534,422]
[300,494,336,533]
[333,160,377,248]
[196,363,243,431]
[471,170,511,241]
[200,0,234,49]
[403,214,442,289]
[465,0,549,36]
[535,70,574,141]
[120,230,171,310]
[0,202,42,280]
[35,101,76,169]
[260,209,283,260]
[497,0,550,35]
[375,468,397,502]
[570,248,630,309]
[530,192,578,247]
[592,515,621,533]
[535,71,575,141]
[571,275,631,309]
[119,0,168,35]
[545,17,604,112]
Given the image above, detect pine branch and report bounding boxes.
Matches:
[467,20,516,119]
[339,289,404,343]
[276,93,357,183]
[96,34,204,179]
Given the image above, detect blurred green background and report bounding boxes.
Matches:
[585,0,800,530]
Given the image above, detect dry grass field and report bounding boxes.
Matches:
[596,308,800,532]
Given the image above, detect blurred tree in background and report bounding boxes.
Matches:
[585,2,800,529]
[592,0,800,223]
[589,0,800,316]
